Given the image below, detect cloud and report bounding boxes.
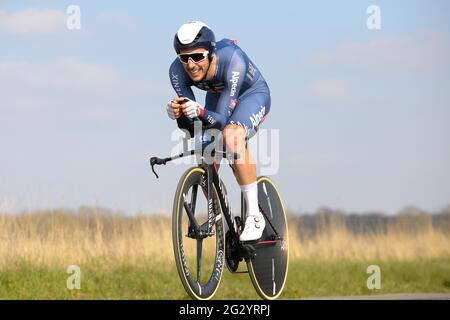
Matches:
[304,78,351,104]
[0,59,118,90]
[0,58,171,123]
[97,13,138,30]
[304,30,450,73]
[0,9,66,36]
[0,59,123,113]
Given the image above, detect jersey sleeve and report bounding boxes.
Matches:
[169,60,196,136]
[202,50,247,130]
[169,59,196,100]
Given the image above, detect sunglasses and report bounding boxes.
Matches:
[178,51,209,64]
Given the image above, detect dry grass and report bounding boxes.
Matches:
[288,214,450,261]
[0,208,173,268]
[0,208,449,269]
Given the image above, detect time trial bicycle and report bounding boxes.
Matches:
[150,120,288,300]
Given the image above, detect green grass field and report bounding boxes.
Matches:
[1,210,449,299]
[1,257,449,299]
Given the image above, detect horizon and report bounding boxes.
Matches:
[1,1,449,215]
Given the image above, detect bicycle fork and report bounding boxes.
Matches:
[183,164,218,239]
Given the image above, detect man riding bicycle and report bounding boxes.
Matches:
[167,21,271,242]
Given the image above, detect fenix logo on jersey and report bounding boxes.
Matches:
[171,72,182,94]
[230,71,240,97]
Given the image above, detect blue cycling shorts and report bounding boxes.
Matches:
[206,88,271,139]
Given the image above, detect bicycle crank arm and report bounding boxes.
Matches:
[238,244,256,261]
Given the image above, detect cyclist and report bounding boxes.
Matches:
[167,21,271,242]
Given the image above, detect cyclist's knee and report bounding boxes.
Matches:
[223,124,246,154]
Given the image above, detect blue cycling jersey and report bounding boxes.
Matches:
[169,39,270,137]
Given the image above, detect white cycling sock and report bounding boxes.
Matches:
[240,181,259,217]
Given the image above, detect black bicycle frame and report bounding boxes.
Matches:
[150,144,240,237]
[150,139,281,245]
[179,158,239,241]
[202,161,239,240]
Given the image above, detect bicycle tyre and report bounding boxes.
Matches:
[172,166,225,300]
[247,176,289,300]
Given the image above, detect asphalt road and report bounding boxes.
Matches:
[305,293,450,300]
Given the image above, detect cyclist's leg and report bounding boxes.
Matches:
[224,90,271,182]
[222,91,271,241]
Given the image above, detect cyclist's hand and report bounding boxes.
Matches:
[166,98,182,120]
[181,99,204,119]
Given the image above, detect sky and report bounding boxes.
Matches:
[0,0,449,215]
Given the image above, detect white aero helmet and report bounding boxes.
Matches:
[173,21,216,59]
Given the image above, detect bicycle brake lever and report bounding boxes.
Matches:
[150,157,167,179]
[150,157,159,178]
